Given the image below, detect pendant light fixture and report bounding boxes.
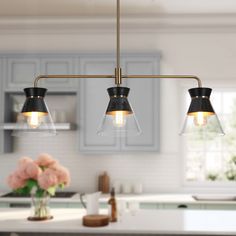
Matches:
[15,0,224,137]
[97,86,141,136]
[13,88,56,137]
[180,88,224,135]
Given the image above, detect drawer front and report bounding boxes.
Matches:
[140,203,159,209]
[204,204,236,210]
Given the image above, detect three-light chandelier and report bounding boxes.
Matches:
[14,0,224,137]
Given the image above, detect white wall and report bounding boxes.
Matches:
[1,19,236,193]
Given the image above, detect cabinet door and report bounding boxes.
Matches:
[78,56,120,152]
[140,203,159,209]
[204,204,236,210]
[5,56,40,91]
[121,56,160,151]
[40,57,77,91]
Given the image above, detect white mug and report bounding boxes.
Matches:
[80,192,101,215]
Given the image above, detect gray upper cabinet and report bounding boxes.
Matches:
[4,54,78,92]
[40,57,77,91]
[5,56,40,91]
[79,54,160,153]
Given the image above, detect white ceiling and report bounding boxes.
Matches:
[1,0,236,17]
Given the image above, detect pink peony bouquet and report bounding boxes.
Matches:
[7,154,70,197]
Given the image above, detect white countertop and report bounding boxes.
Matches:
[0,193,236,205]
[0,208,236,235]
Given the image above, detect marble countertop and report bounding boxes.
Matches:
[0,193,236,205]
[0,208,236,235]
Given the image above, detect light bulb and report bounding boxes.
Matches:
[113,111,126,128]
[193,112,208,126]
[27,112,41,129]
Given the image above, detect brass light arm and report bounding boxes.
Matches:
[34,74,115,87]
[123,75,202,88]
[34,73,202,88]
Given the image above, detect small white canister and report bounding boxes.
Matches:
[133,182,143,194]
[122,182,132,194]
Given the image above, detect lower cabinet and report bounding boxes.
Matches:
[203,204,236,210]
[140,203,159,209]
[162,203,203,209]
[0,203,9,207]
[1,201,236,210]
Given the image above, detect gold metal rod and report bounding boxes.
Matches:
[34,74,202,88]
[123,75,202,87]
[34,74,115,87]
[116,0,120,70]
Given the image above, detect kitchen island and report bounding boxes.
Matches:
[0,208,236,235]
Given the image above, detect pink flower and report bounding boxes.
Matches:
[38,169,58,190]
[18,156,33,166]
[25,162,42,180]
[50,164,70,186]
[35,153,58,168]
[7,172,26,190]
[15,166,28,180]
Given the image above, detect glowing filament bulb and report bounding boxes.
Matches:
[27,112,41,129]
[113,111,126,127]
[194,112,208,126]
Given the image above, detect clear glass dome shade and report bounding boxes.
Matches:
[97,109,141,137]
[97,86,141,137]
[180,111,224,136]
[12,87,56,137]
[180,87,224,136]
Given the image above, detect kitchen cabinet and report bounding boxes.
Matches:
[4,54,78,92]
[139,203,160,209]
[40,57,78,91]
[79,54,160,153]
[203,204,236,210]
[5,56,40,91]
[0,53,79,153]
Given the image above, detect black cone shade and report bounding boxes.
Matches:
[97,86,141,137]
[22,87,48,115]
[106,87,132,115]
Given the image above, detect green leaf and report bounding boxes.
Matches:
[59,183,65,189]
[35,189,45,198]
[47,186,56,196]
[26,179,38,193]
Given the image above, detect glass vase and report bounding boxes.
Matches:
[28,193,53,221]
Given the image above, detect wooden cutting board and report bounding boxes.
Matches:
[82,215,110,227]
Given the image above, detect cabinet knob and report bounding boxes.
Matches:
[177,204,188,209]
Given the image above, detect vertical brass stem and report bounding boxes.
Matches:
[115,68,122,85]
[116,0,120,70]
[115,0,122,86]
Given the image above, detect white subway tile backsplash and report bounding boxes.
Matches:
[0,131,181,193]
